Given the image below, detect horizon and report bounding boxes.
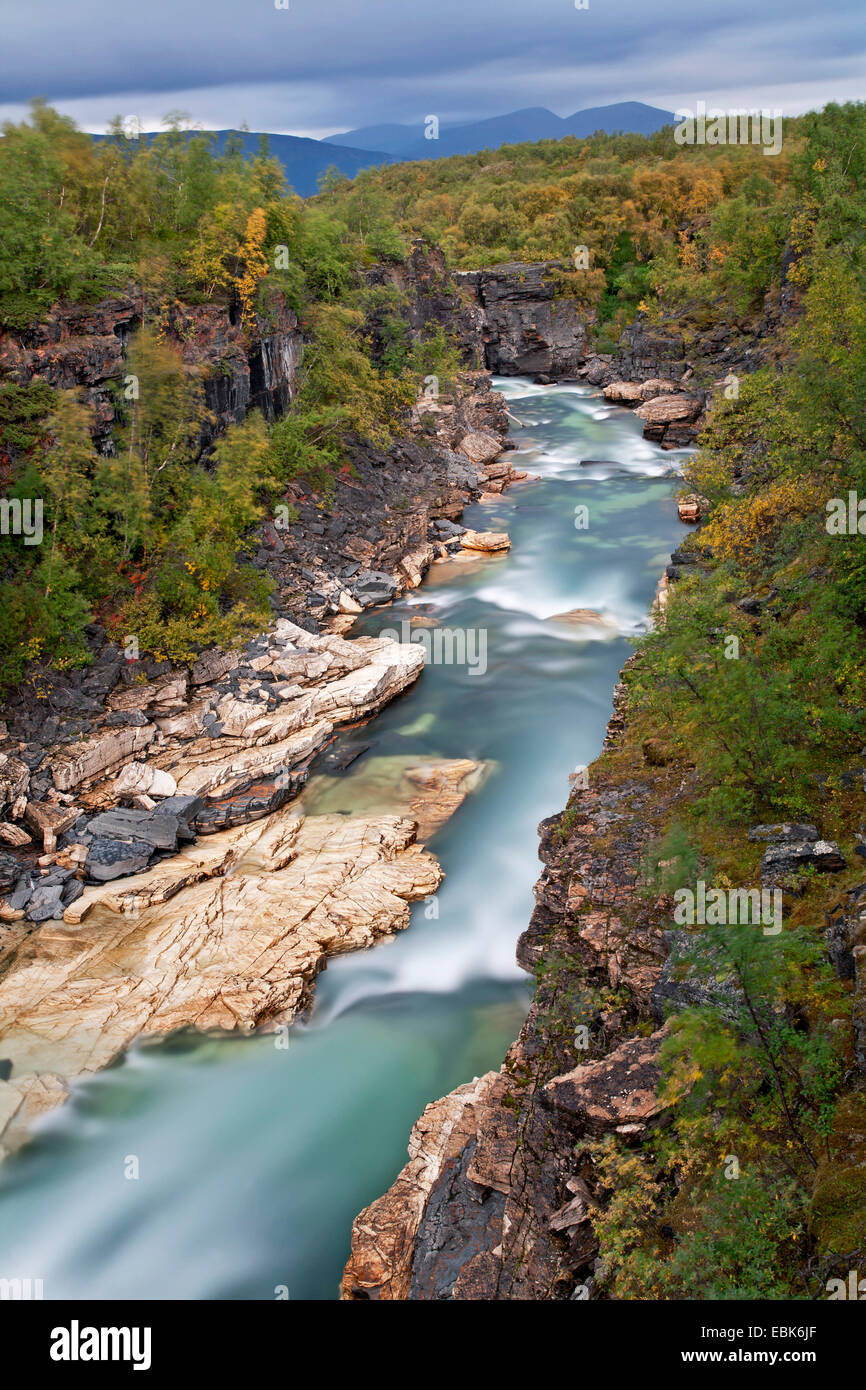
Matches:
[1,0,863,139]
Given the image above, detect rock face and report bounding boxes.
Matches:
[0,291,301,453]
[0,808,442,1113]
[455,263,588,377]
[0,621,427,926]
[342,732,675,1300]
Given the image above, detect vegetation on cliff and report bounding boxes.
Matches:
[572,103,866,1298]
[0,105,456,686]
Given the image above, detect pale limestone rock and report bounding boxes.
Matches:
[113,762,177,799]
[459,530,511,553]
[0,1072,68,1161]
[635,393,702,425]
[338,590,363,614]
[0,809,442,1099]
[50,725,155,792]
[603,378,679,404]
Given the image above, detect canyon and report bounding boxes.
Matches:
[3,243,848,1301]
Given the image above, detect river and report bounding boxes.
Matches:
[0,379,688,1300]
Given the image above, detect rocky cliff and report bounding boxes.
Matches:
[341,679,678,1299]
[0,289,302,454]
[455,261,588,378]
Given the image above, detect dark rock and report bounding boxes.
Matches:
[429,519,466,539]
[0,853,20,892]
[193,775,305,834]
[7,876,34,911]
[38,867,75,887]
[106,709,150,727]
[85,808,180,851]
[352,571,398,607]
[319,742,371,773]
[85,837,154,882]
[61,879,84,907]
[761,839,846,883]
[156,795,204,842]
[25,883,64,922]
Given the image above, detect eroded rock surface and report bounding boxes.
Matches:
[0,808,442,1144]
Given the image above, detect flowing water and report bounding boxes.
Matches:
[0,380,688,1300]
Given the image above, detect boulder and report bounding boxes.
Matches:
[635,394,702,425]
[84,808,181,851]
[676,493,709,523]
[23,800,82,853]
[761,839,846,883]
[352,571,398,607]
[459,530,511,553]
[114,762,178,800]
[85,836,155,882]
[602,380,644,404]
[457,431,502,465]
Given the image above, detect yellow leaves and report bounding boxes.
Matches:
[701,476,826,568]
[237,206,269,331]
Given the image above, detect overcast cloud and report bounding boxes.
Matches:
[0,0,863,136]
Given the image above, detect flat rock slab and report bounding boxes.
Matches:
[459,530,511,552]
[0,809,443,1112]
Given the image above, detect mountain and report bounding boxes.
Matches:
[93,129,388,198]
[329,101,675,162]
[92,103,675,199]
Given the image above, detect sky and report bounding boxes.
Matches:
[0,0,864,139]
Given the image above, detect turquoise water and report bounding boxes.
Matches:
[0,380,687,1300]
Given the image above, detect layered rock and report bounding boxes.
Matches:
[0,291,302,454]
[0,807,443,1150]
[455,262,588,377]
[0,621,428,925]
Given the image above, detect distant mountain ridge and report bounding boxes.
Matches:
[329,101,675,161]
[93,102,675,197]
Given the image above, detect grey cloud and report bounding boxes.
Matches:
[0,0,863,133]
